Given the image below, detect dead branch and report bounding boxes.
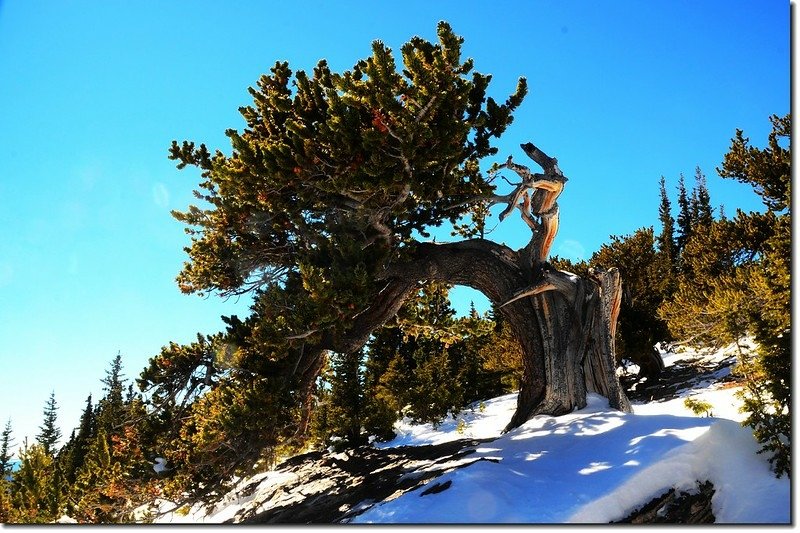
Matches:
[499,268,577,308]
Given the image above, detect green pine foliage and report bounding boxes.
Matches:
[659,114,790,477]
[363,283,512,430]
[0,478,11,523]
[675,173,692,255]
[0,420,15,523]
[0,420,14,477]
[691,167,713,227]
[59,395,95,486]
[140,22,527,498]
[478,307,524,392]
[68,356,159,523]
[721,115,790,477]
[167,21,525,300]
[36,392,61,457]
[310,283,520,448]
[717,114,790,212]
[588,227,672,368]
[657,175,677,274]
[9,442,58,523]
[0,354,162,524]
[312,350,368,449]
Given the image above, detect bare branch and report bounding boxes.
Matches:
[517,191,539,230]
[521,142,566,178]
[416,95,437,122]
[499,281,557,308]
[286,329,318,340]
[499,268,577,308]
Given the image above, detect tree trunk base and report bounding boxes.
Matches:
[503,266,631,432]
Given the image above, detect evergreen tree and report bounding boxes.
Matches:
[718,114,790,476]
[660,114,790,476]
[0,421,14,522]
[69,356,156,522]
[97,352,125,436]
[717,114,790,212]
[359,282,506,438]
[363,283,465,427]
[361,326,408,441]
[36,392,62,457]
[46,460,67,520]
[590,227,671,375]
[0,419,14,477]
[314,350,367,447]
[656,175,676,268]
[455,306,506,403]
[72,428,124,522]
[10,441,56,523]
[0,475,12,523]
[478,309,524,392]
[61,395,95,485]
[691,166,713,226]
[675,173,692,254]
[139,22,630,496]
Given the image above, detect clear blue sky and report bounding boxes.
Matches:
[0,0,789,453]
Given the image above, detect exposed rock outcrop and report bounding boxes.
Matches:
[232,438,493,523]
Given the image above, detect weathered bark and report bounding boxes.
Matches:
[295,142,631,436]
[332,250,630,432]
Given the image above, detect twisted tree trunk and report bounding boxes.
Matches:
[405,142,632,428]
[299,142,631,435]
[389,242,632,431]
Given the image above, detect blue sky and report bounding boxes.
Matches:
[0,1,789,452]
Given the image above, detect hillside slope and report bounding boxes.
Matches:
[140,343,789,524]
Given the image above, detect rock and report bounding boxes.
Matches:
[613,481,715,524]
[231,438,492,523]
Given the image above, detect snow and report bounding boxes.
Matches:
[375,393,518,448]
[145,471,298,524]
[152,457,168,473]
[144,343,789,524]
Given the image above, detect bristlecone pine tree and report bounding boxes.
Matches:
[141,22,632,495]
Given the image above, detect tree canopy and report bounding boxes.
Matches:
[168,21,526,300]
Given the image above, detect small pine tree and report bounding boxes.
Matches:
[657,175,676,269]
[0,422,15,523]
[322,350,367,447]
[675,173,692,255]
[0,419,14,477]
[72,428,120,522]
[479,307,524,392]
[61,395,95,486]
[692,167,713,226]
[68,356,158,522]
[660,114,790,476]
[97,352,125,436]
[36,392,62,457]
[10,441,56,523]
[0,476,13,523]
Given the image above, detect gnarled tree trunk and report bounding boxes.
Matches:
[406,142,632,429]
[390,242,632,431]
[299,142,631,435]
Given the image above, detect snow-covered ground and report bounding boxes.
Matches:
[146,343,790,524]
